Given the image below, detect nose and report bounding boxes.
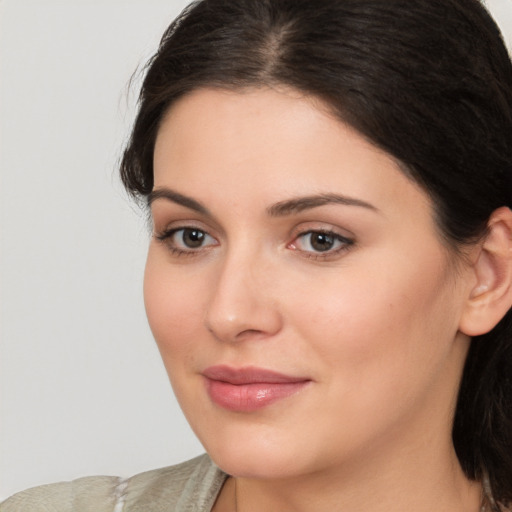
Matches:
[204,250,283,343]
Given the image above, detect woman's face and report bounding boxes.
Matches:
[146,87,473,479]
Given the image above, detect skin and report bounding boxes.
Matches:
[145,87,485,511]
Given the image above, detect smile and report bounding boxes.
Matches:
[202,365,311,412]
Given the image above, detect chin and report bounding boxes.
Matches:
[208,445,303,479]
[193,421,320,479]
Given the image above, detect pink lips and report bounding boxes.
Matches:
[203,365,311,412]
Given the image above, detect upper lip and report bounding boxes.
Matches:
[202,365,310,385]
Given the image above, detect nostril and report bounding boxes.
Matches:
[234,329,269,341]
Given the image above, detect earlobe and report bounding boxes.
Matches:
[459,207,512,337]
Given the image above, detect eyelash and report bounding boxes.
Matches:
[155,227,218,257]
[155,226,354,260]
[288,230,354,260]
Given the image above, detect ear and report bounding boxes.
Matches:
[459,207,512,336]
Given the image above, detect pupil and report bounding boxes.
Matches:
[183,229,204,248]
[311,233,334,252]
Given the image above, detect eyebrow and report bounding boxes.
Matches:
[147,188,210,216]
[147,187,377,217]
[267,193,378,217]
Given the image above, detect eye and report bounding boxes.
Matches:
[289,230,353,256]
[174,228,210,249]
[156,227,217,254]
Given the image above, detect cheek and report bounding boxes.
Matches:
[289,249,458,384]
[143,250,206,364]
[284,265,460,452]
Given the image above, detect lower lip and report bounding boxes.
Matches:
[205,379,310,412]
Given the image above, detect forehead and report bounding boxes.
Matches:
[153,87,430,219]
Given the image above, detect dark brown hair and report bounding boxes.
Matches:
[120,0,512,503]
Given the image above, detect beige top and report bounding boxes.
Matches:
[2,454,510,511]
[0,454,227,512]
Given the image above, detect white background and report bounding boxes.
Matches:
[1,0,511,501]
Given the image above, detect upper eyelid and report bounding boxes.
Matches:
[156,225,216,241]
[154,220,355,245]
[290,221,355,240]
[150,210,225,239]
[154,219,215,235]
[294,227,351,237]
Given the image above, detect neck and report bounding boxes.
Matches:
[231,431,482,512]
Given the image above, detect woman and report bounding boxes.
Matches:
[2,0,511,510]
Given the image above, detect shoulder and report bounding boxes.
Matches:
[0,454,227,512]
[0,475,119,512]
[122,454,227,511]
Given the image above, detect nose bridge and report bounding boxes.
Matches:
[204,242,282,342]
